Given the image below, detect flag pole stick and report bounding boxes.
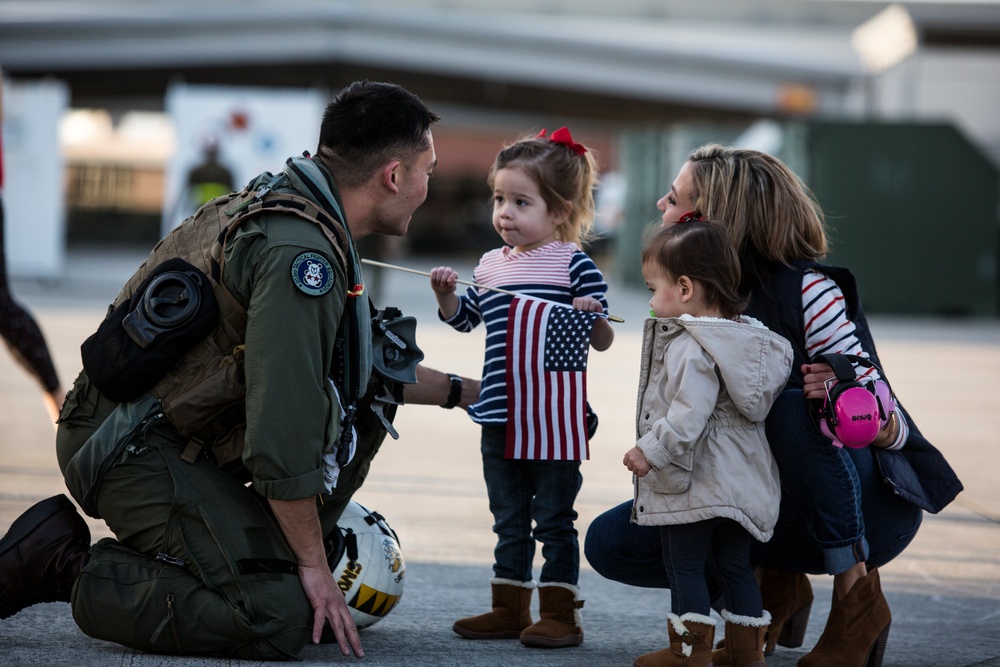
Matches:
[361,258,625,323]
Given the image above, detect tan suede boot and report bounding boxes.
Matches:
[709,609,770,667]
[452,579,534,639]
[634,612,716,667]
[797,568,891,667]
[519,582,584,648]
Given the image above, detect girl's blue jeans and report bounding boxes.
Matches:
[481,424,582,584]
[584,390,922,589]
[662,518,762,617]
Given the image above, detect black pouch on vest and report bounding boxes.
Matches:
[81,257,219,403]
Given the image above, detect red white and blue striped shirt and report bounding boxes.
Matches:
[441,241,609,434]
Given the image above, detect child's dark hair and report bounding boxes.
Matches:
[641,220,748,320]
[487,130,598,246]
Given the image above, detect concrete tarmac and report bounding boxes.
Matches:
[2,246,999,666]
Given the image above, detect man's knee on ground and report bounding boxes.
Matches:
[73,538,311,659]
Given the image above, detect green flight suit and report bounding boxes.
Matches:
[55,163,393,659]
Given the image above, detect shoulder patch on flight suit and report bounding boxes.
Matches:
[291,252,335,296]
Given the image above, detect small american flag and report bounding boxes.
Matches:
[505,295,600,460]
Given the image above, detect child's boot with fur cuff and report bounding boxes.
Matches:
[633,612,716,667]
[709,609,770,667]
[519,582,584,648]
[452,578,534,639]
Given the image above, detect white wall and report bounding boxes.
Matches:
[877,49,1000,168]
[162,83,328,235]
[3,78,68,279]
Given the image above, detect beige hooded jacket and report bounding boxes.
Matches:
[631,315,793,541]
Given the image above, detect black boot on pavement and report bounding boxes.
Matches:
[0,494,91,619]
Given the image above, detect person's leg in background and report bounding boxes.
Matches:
[0,198,63,425]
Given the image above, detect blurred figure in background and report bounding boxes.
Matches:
[0,64,64,426]
[184,133,234,209]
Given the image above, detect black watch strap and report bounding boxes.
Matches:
[441,374,462,409]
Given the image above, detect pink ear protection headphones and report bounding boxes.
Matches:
[812,353,896,449]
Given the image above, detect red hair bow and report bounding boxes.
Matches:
[677,211,703,223]
[537,126,587,156]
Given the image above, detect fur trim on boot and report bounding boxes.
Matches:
[634,612,716,667]
[519,582,584,648]
[453,578,535,639]
[709,609,770,667]
[714,568,813,656]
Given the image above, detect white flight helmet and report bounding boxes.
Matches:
[325,500,406,629]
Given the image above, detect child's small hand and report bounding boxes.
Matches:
[572,296,604,313]
[623,446,652,477]
[429,266,458,296]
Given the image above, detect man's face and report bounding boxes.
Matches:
[378,130,437,237]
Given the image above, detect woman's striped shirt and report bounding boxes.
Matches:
[802,269,907,449]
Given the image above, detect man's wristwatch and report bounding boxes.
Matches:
[441,373,463,409]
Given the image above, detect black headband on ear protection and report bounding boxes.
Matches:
[814,353,894,406]
[814,352,860,383]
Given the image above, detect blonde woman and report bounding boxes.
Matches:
[586,144,962,667]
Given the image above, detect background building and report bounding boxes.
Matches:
[1,0,998,314]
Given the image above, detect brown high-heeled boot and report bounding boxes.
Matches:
[797,568,891,667]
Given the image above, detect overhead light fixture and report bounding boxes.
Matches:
[851,3,918,74]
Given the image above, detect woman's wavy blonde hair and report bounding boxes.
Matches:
[686,144,827,288]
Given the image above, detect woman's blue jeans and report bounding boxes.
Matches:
[481,424,583,584]
[584,390,922,588]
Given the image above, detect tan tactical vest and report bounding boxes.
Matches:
[110,188,350,470]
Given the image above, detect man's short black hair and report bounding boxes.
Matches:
[317,81,439,187]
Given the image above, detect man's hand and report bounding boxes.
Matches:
[268,497,363,657]
[298,562,363,656]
